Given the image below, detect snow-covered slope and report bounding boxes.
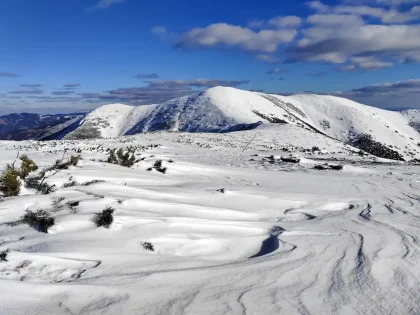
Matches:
[127,87,292,134]
[0,113,86,141]
[64,104,156,139]
[401,109,420,132]
[269,93,420,158]
[61,87,420,159]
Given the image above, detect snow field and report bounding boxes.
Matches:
[0,131,419,314]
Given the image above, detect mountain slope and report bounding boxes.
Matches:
[64,104,156,139]
[268,93,420,158]
[66,86,419,159]
[401,109,420,133]
[127,87,292,134]
[0,113,86,140]
[4,87,420,160]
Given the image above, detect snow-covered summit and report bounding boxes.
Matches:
[62,86,420,159]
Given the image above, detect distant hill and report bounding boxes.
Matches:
[0,112,86,140]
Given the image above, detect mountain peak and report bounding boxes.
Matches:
[1,87,419,160]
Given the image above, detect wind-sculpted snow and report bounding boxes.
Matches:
[0,131,420,314]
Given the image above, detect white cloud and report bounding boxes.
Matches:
[175,23,297,53]
[290,15,420,65]
[88,0,125,11]
[308,1,420,23]
[359,0,420,5]
[334,5,420,23]
[340,57,393,71]
[268,16,302,28]
[160,0,420,68]
[307,1,330,13]
[343,79,420,94]
[256,54,279,63]
[307,14,366,26]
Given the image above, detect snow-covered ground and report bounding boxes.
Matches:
[1,128,420,314]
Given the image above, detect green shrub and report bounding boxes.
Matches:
[93,206,114,228]
[24,173,44,190]
[81,179,105,186]
[65,123,102,140]
[24,174,55,194]
[66,200,80,213]
[24,155,81,194]
[66,200,79,208]
[107,148,136,167]
[45,155,82,172]
[22,210,55,233]
[69,155,82,166]
[0,154,38,197]
[153,160,167,174]
[63,181,79,188]
[350,133,404,161]
[37,178,56,195]
[0,250,8,262]
[51,196,65,212]
[19,155,38,179]
[142,242,154,251]
[0,165,21,197]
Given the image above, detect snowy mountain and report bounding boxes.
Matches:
[1,94,420,314]
[401,109,420,133]
[65,104,155,140]
[63,86,420,160]
[1,87,419,160]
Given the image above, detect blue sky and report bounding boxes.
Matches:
[1,0,420,114]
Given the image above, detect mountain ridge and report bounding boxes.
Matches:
[0,112,86,141]
[1,87,420,160]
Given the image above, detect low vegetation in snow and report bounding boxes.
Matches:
[0,127,420,314]
[107,147,136,167]
[21,209,55,233]
[0,165,21,197]
[93,206,114,228]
